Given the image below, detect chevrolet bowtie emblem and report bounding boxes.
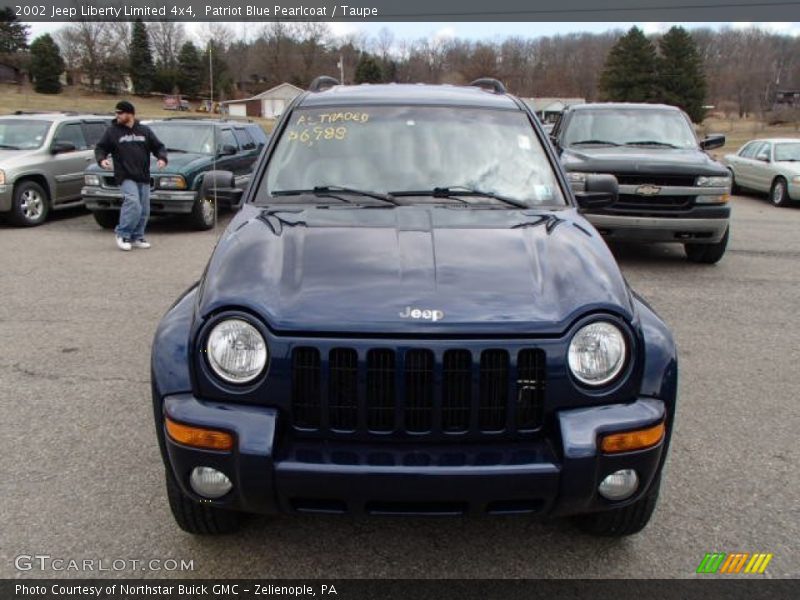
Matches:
[635,184,661,196]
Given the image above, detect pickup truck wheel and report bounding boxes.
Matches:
[770,177,790,207]
[9,180,49,227]
[92,210,118,230]
[165,469,240,535]
[685,227,729,264]
[573,474,661,537]
[188,195,215,230]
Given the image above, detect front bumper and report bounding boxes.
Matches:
[160,394,666,517]
[585,210,729,243]
[0,184,12,212]
[82,186,198,215]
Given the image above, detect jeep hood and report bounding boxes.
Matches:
[561,146,728,176]
[197,205,634,335]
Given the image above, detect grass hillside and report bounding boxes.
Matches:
[0,84,275,131]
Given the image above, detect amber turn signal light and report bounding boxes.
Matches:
[600,422,665,454]
[165,417,234,451]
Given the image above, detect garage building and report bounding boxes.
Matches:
[223,83,304,119]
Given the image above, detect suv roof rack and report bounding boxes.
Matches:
[309,76,340,92]
[161,116,254,123]
[469,78,507,95]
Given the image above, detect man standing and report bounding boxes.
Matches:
[95,101,168,251]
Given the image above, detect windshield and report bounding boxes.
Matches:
[0,119,52,150]
[774,142,800,161]
[148,123,215,154]
[563,109,698,149]
[259,106,565,207]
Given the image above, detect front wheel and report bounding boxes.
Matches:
[770,177,790,207]
[187,195,215,230]
[9,180,49,226]
[728,169,740,195]
[685,226,729,264]
[92,210,118,230]
[573,474,661,537]
[165,469,241,534]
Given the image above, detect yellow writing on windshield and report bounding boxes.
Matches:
[297,112,369,125]
[286,126,348,146]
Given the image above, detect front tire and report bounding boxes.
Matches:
[92,210,118,230]
[187,194,215,231]
[165,469,241,535]
[685,226,729,264]
[9,180,49,226]
[770,177,790,207]
[573,475,661,537]
[728,169,740,195]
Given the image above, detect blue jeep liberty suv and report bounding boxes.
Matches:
[151,77,678,537]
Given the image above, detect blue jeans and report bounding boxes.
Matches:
[116,180,151,241]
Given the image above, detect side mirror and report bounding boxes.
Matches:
[756,154,770,163]
[218,144,237,156]
[574,174,618,210]
[200,170,244,209]
[700,134,725,150]
[51,141,76,154]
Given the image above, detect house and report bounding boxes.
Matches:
[523,97,586,124]
[0,63,22,84]
[773,89,800,110]
[222,83,304,119]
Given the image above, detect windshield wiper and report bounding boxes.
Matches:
[624,140,679,148]
[570,139,620,146]
[165,147,188,153]
[0,143,21,149]
[271,186,400,206]
[391,186,529,209]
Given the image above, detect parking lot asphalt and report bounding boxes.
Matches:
[1,195,798,579]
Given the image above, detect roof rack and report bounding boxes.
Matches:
[309,76,340,92]
[469,78,507,95]
[161,116,254,124]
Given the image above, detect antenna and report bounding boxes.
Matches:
[209,41,218,230]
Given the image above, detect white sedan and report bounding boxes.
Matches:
[723,138,800,206]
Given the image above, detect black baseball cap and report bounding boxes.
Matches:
[115,101,135,114]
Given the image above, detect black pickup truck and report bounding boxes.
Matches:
[551,103,731,263]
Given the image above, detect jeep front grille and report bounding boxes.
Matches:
[290,346,546,439]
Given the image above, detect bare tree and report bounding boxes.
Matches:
[149,21,185,68]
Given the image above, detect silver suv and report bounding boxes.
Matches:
[0,112,110,226]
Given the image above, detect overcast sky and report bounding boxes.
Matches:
[26,21,800,44]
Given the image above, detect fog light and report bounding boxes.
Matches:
[598,469,639,501]
[190,467,233,499]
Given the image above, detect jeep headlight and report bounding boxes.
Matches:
[206,318,267,384]
[159,175,187,189]
[695,175,731,187]
[568,321,627,386]
[84,174,101,186]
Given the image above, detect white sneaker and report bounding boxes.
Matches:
[115,235,132,251]
[131,239,151,249]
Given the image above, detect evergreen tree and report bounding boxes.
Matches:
[657,26,707,122]
[0,7,29,53]
[29,34,64,94]
[177,42,202,98]
[129,19,155,95]
[599,27,658,102]
[354,54,382,84]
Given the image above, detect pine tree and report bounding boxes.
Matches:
[129,19,155,95]
[657,27,708,122]
[354,54,382,84]
[0,7,29,53]
[29,34,64,94]
[177,42,202,98]
[599,27,658,102]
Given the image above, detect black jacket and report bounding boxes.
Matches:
[95,120,168,185]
